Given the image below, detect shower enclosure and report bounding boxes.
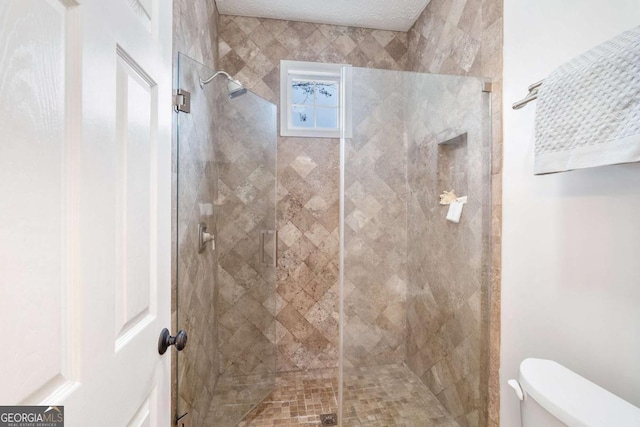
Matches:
[175,54,491,427]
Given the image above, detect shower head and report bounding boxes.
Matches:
[227,78,247,99]
[199,70,247,99]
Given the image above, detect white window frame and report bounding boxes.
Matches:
[280,60,352,138]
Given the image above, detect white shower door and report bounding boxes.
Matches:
[0,0,172,425]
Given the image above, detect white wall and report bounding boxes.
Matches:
[502,1,640,426]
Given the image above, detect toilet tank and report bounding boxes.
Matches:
[513,358,640,427]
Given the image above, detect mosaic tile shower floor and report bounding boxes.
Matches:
[220,364,459,427]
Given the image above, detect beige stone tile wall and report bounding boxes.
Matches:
[218,16,409,372]
[214,86,278,379]
[343,68,408,368]
[406,0,503,425]
[173,0,219,71]
[404,73,491,427]
[218,16,408,104]
[407,0,502,77]
[274,137,342,372]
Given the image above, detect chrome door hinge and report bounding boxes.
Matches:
[176,412,190,427]
[174,89,191,113]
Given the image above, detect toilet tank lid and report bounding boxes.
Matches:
[519,358,640,427]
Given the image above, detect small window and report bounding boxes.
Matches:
[280,60,351,138]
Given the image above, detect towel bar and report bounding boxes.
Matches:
[513,80,544,110]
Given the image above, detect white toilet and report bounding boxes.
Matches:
[509,358,640,426]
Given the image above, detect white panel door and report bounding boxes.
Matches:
[0,0,172,425]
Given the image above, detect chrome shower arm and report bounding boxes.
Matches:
[199,70,233,87]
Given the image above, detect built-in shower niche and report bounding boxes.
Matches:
[437,131,469,211]
[439,132,468,146]
[175,53,278,427]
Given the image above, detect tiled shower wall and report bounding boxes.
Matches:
[343,69,408,368]
[173,0,219,69]
[218,16,410,372]
[404,74,490,427]
[172,0,219,424]
[406,0,503,424]
[214,85,278,378]
[217,16,408,104]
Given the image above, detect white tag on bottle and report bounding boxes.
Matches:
[446,196,467,223]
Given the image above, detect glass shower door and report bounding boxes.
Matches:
[339,66,492,426]
[176,53,277,427]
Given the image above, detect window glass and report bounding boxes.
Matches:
[291,106,314,128]
[316,107,338,129]
[292,80,315,105]
[315,82,338,107]
[280,60,351,138]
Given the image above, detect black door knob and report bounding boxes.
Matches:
[158,328,188,355]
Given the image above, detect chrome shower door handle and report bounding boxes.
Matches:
[198,222,214,253]
[260,230,277,267]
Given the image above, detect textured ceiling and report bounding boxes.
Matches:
[215,0,431,32]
